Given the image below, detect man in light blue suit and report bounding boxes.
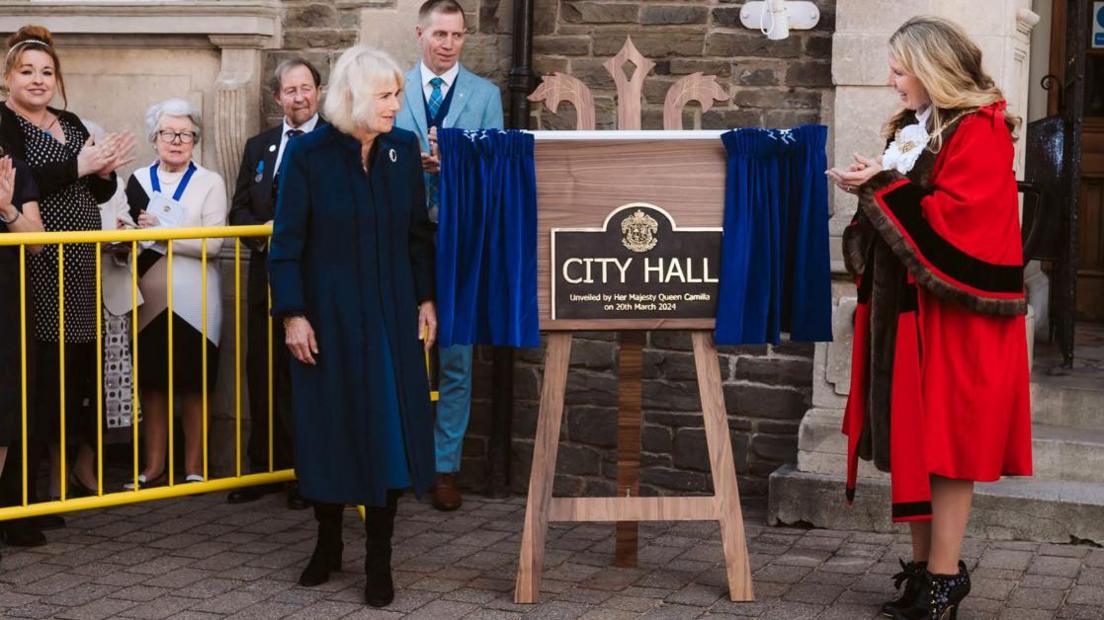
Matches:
[395,0,503,512]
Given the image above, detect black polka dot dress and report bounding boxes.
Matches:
[19,114,100,344]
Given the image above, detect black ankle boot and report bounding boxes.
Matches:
[893,563,971,620]
[298,503,344,587]
[363,491,400,607]
[880,559,927,617]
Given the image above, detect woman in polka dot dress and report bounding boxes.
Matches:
[0,25,134,500]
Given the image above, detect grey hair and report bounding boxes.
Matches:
[271,57,321,95]
[323,46,403,135]
[144,98,202,143]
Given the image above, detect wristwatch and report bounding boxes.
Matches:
[0,207,19,225]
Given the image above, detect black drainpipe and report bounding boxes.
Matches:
[507,0,535,129]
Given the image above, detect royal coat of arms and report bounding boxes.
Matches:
[621,210,658,252]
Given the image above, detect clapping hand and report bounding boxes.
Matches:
[0,157,17,219]
[99,132,137,178]
[77,131,137,179]
[826,153,883,194]
[421,126,440,174]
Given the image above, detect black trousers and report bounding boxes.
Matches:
[35,341,97,449]
[0,439,44,508]
[245,252,295,471]
[0,340,80,508]
[0,293,40,508]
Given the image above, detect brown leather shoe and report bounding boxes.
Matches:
[432,473,462,511]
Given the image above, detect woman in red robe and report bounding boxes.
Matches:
[827,16,1032,620]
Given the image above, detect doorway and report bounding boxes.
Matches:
[1050,1,1104,321]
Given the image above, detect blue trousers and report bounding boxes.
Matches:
[435,344,472,473]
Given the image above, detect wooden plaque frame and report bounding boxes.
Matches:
[514,131,754,605]
[514,39,753,604]
[534,131,727,331]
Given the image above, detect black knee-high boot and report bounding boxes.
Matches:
[363,490,400,607]
[298,502,344,587]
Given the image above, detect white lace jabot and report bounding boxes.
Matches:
[882,106,932,175]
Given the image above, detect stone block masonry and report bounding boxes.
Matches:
[462,334,814,499]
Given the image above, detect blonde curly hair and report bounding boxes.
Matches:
[884,16,1019,151]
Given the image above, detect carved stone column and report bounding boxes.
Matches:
[209,35,268,188]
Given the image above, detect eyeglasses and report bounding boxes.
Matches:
[157,130,197,144]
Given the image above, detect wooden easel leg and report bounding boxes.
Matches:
[615,331,645,567]
[692,331,754,601]
[515,333,573,604]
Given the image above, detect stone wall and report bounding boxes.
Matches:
[466,335,817,499]
[263,0,514,125]
[265,0,836,498]
[527,0,835,130]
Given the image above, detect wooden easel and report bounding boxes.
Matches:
[513,37,753,604]
[513,332,753,603]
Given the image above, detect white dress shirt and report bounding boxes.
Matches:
[274,113,320,173]
[420,62,460,104]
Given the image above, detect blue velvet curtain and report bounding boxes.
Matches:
[436,129,539,348]
[715,125,832,345]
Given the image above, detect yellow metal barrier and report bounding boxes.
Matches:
[0,225,438,522]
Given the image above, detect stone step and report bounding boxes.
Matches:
[768,464,1104,544]
[797,408,1104,484]
[1029,321,1104,430]
[1030,378,1104,431]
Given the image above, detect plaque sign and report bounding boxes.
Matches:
[551,203,722,321]
[517,38,754,607]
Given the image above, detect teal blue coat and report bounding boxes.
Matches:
[268,125,436,506]
[395,63,505,149]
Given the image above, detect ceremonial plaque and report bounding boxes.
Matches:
[534,133,727,332]
[551,203,722,321]
[517,131,753,607]
[516,38,753,607]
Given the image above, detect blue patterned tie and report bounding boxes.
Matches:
[427,76,445,120]
[426,77,445,223]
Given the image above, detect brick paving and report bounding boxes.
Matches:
[2,493,1103,619]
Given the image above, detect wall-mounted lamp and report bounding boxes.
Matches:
[740,0,821,41]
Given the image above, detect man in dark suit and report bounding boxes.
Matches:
[227,57,322,508]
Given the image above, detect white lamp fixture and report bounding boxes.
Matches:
[740,0,821,41]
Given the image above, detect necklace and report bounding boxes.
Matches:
[35,113,58,132]
[5,101,56,132]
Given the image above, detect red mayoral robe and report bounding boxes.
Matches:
[842,102,1033,522]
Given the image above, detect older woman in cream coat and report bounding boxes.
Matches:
[125,99,226,487]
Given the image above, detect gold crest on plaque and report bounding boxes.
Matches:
[621,209,658,253]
